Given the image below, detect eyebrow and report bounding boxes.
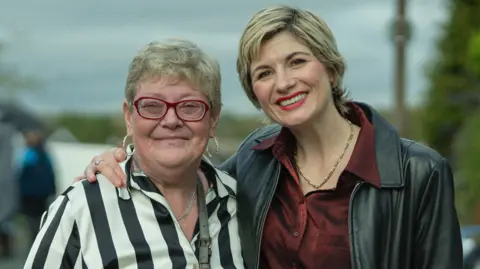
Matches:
[141,92,202,100]
[251,51,311,75]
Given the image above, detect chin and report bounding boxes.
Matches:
[273,108,315,128]
[155,147,202,165]
[153,154,189,168]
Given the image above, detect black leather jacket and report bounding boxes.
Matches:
[219,102,462,269]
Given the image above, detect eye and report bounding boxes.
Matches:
[140,100,162,108]
[291,58,306,66]
[181,101,202,109]
[256,70,272,80]
[178,101,204,115]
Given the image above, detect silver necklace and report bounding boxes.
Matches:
[131,155,198,223]
[176,186,197,223]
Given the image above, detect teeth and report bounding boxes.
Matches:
[279,93,307,106]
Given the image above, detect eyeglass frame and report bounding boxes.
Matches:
[132,97,211,122]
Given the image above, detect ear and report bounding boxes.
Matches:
[327,68,337,87]
[208,107,221,138]
[123,100,133,135]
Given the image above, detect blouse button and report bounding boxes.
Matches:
[293,231,299,237]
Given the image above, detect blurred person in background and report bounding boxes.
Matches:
[78,5,462,269]
[0,122,19,258]
[17,130,56,247]
[23,39,244,269]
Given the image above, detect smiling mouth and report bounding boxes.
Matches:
[161,137,188,140]
[278,93,307,107]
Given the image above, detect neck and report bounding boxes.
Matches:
[290,103,351,163]
[133,155,200,199]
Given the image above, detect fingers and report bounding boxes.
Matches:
[112,148,128,186]
[73,175,86,183]
[84,159,99,182]
[113,148,127,162]
[83,147,127,188]
[93,159,125,187]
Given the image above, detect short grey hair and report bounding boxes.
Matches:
[237,5,349,116]
[125,39,222,114]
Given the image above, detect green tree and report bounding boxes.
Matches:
[467,31,480,76]
[216,113,264,141]
[422,0,480,159]
[53,114,125,144]
[453,111,480,223]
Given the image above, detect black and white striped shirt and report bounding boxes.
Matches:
[24,157,244,269]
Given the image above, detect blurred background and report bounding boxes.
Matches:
[1,0,480,268]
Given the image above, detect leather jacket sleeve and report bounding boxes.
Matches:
[218,153,238,178]
[218,128,262,179]
[413,158,463,269]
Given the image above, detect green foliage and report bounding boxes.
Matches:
[453,111,480,223]
[422,0,480,158]
[467,31,480,75]
[52,114,125,144]
[216,113,264,141]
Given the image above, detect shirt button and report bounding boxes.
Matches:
[293,231,299,237]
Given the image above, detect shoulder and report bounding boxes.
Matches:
[400,139,446,170]
[236,124,281,152]
[21,148,39,165]
[214,167,237,194]
[202,156,237,195]
[62,175,121,210]
[399,138,452,188]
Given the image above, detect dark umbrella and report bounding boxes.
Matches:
[0,102,50,134]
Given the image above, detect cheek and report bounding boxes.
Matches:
[186,123,212,156]
[131,117,158,138]
[252,83,272,107]
[189,122,211,142]
[309,65,332,91]
[316,77,333,98]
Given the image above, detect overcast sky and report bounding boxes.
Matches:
[0,0,447,116]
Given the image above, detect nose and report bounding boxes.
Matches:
[160,107,183,129]
[275,68,296,93]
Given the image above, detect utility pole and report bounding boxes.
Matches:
[394,0,410,137]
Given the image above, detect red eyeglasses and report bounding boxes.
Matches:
[133,97,210,122]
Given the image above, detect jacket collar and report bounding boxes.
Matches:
[355,102,404,188]
[252,102,404,189]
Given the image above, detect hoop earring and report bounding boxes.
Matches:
[122,134,134,157]
[205,148,212,158]
[205,137,220,158]
[213,137,219,153]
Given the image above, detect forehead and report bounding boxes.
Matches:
[136,76,205,100]
[253,32,312,64]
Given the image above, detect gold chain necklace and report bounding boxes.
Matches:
[294,120,354,190]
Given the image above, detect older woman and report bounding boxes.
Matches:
[23,39,244,269]
[78,5,462,269]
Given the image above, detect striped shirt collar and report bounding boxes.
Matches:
[117,155,236,200]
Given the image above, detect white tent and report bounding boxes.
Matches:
[46,141,112,194]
